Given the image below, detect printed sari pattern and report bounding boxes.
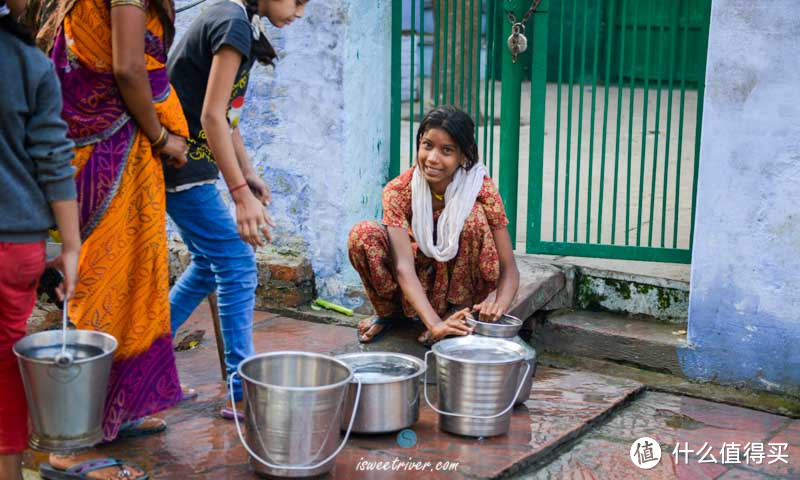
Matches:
[53,0,188,440]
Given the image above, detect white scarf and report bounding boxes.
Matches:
[411,163,487,262]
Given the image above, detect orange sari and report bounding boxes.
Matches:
[53,0,187,440]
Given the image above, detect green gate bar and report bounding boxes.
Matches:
[526,0,549,252]
[498,0,528,243]
[389,0,401,180]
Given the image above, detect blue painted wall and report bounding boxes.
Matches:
[172,0,391,305]
[681,0,800,396]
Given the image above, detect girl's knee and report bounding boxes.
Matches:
[348,221,385,250]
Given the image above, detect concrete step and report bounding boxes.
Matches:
[300,253,566,326]
[575,266,689,324]
[508,256,565,322]
[530,309,689,377]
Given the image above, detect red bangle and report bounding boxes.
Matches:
[229,182,248,194]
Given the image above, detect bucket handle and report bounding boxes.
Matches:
[423,350,530,420]
[229,371,362,471]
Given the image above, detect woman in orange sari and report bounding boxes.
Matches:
[36,0,187,478]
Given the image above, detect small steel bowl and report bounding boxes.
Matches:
[465,313,523,338]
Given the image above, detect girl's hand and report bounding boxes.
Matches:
[472,300,506,323]
[160,133,188,168]
[245,172,271,206]
[430,307,474,340]
[46,248,80,301]
[231,188,276,247]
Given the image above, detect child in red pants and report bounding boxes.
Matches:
[0,0,80,477]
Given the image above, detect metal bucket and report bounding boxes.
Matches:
[507,336,537,405]
[337,352,426,433]
[230,351,361,478]
[13,329,117,452]
[424,336,529,437]
[465,313,523,338]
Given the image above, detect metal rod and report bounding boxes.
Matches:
[661,0,679,248]
[690,0,711,250]
[527,0,549,253]
[410,0,417,168]
[635,0,653,247]
[573,0,589,243]
[598,0,616,244]
[563,0,578,243]
[648,6,665,247]
[611,0,627,245]
[434,0,441,106]
[553,1,565,241]
[673,0,690,249]
[586,0,602,244]
[459,0,467,108]
[499,0,527,242]
[389,0,402,179]
[624,0,640,246]
[449,0,457,104]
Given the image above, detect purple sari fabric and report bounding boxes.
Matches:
[51,28,170,238]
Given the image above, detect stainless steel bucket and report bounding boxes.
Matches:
[424,336,529,437]
[13,329,117,452]
[230,351,361,478]
[507,336,537,405]
[465,313,523,338]
[337,352,426,433]
[467,314,537,405]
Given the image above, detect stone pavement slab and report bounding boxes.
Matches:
[22,308,642,479]
[526,391,800,479]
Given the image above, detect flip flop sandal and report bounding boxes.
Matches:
[181,384,198,401]
[40,457,149,479]
[220,407,245,422]
[117,417,167,438]
[357,315,399,343]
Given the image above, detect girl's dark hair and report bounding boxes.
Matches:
[1,0,35,45]
[152,0,176,50]
[252,31,277,66]
[243,0,308,66]
[416,105,479,170]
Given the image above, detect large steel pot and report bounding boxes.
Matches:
[337,352,426,433]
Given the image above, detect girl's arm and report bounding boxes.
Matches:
[232,127,271,206]
[49,200,80,300]
[202,46,274,246]
[474,228,520,322]
[387,226,472,340]
[110,4,186,163]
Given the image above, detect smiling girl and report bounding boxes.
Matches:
[348,105,520,344]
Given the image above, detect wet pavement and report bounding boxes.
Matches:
[527,391,800,479]
[20,304,799,479]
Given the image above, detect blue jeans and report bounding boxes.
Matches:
[166,184,256,401]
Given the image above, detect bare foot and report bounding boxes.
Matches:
[357,315,399,343]
[48,452,146,480]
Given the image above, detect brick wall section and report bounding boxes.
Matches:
[167,241,315,309]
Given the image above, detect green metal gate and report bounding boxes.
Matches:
[391,0,710,263]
